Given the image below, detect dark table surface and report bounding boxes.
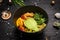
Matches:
[0,0,60,40]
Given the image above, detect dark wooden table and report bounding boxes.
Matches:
[0,0,60,40]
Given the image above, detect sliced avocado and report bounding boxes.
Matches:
[24,18,39,32]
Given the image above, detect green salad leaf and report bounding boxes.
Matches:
[24,18,39,32]
[34,13,43,20]
[34,13,46,25]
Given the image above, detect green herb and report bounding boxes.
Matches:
[34,13,46,25]
[34,13,43,20]
[12,0,25,6]
[36,18,46,25]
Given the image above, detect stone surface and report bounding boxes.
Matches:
[0,0,60,40]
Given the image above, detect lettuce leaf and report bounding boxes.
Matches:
[34,13,46,25]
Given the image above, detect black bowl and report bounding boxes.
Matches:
[13,5,48,34]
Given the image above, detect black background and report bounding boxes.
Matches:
[0,0,60,40]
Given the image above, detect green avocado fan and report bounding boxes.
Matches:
[24,18,39,32]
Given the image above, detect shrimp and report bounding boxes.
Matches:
[21,12,34,19]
